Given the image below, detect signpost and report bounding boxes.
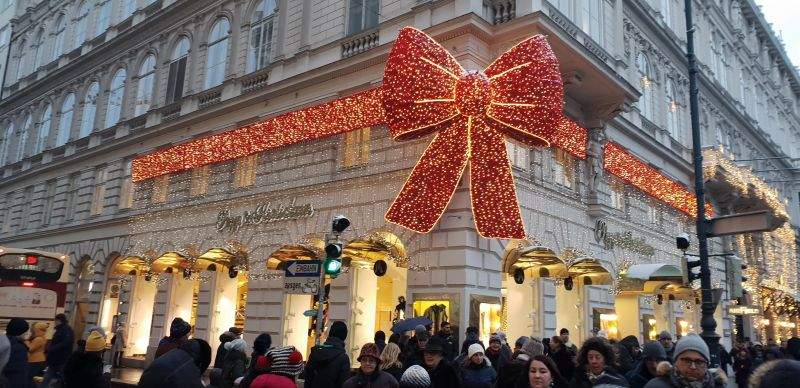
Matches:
[283,260,322,295]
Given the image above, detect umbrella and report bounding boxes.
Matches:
[391,317,433,333]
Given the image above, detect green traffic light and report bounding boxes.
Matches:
[324,258,342,276]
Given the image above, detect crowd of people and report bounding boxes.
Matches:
[3,313,800,388]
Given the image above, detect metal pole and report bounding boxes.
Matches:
[314,263,326,347]
[684,0,720,367]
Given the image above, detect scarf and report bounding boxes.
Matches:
[668,367,715,388]
[587,370,605,384]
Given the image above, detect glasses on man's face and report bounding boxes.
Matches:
[678,357,708,368]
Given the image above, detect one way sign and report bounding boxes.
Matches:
[284,260,321,295]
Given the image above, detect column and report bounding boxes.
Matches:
[126,276,156,357]
[208,272,239,355]
[506,278,535,340]
[614,295,640,339]
[556,285,586,345]
[146,274,172,362]
[348,266,378,364]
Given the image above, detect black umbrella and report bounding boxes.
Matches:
[391,317,433,333]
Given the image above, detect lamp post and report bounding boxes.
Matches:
[684,0,721,366]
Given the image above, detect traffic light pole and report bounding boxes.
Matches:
[314,260,327,347]
[684,0,721,367]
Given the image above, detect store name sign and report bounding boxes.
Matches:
[216,200,315,233]
[728,306,760,316]
[594,219,655,258]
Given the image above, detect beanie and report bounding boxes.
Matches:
[253,333,272,353]
[673,333,710,362]
[658,331,673,341]
[264,346,304,377]
[642,341,668,361]
[414,325,427,337]
[85,330,106,352]
[169,317,191,339]
[515,336,530,348]
[329,321,348,341]
[6,318,29,336]
[400,364,431,388]
[520,337,544,357]
[467,343,484,359]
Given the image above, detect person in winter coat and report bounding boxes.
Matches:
[63,331,111,388]
[616,335,641,375]
[0,333,9,387]
[560,328,578,355]
[399,364,431,388]
[786,337,800,360]
[459,343,496,388]
[248,333,272,371]
[625,342,668,388]
[406,330,430,367]
[4,318,30,388]
[435,322,458,361]
[643,333,726,388]
[658,332,674,360]
[214,331,235,369]
[569,337,629,388]
[221,338,248,388]
[26,322,48,378]
[485,334,510,374]
[747,359,800,388]
[460,327,484,356]
[732,346,752,388]
[424,336,461,388]
[248,346,305,388]
[304,320,351,388]
[137,338,211,388]
[549,335,576,382]
[380,342,404,382]
[375,331,387,354]
[154,317,191,359]
[497,337,544,387]
[343,343,399,388]
[515,355,569,388]
[44,313,75,387]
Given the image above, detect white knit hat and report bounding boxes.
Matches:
[467,343,485,359]
[400,365,431,387]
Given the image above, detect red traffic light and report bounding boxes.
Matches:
[25,255,38,266]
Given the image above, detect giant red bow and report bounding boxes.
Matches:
[382,27,564,239]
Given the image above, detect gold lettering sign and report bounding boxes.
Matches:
[216,199,315,233]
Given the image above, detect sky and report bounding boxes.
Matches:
[756,0,800,69]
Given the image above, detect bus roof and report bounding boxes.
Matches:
[0,246,67,261]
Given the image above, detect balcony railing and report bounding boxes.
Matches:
[342,29,379,58]
[241,68,270,94]
[198,87,222,109]
[485,0,516,25]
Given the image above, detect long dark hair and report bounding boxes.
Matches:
[516,355,568,388]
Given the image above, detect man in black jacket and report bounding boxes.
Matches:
[434,321,458,361]
[64,331,111,388]
[138,338,211,388]
[424,336,461,388]
[44,313,75,387]
[304,321,351,388]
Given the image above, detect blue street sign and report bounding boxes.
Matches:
[284,260,322,277]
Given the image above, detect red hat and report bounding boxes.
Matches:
[357,343,381,362]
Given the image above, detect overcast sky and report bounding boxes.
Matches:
[756,0,800,69]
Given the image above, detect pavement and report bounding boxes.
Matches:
[109,367,143,387]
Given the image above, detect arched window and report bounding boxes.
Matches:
[15,39,28,80]
[665,78,679,139]
[0,123,13,165]
[120,0,136,21]
[34,104,52,154]
[347,0,379,35]
[58,93,76,145]
[105,69,126,128]
[74,1,91,48]
[580,0,601,42]
[660,0,672,27]
[636,52,654,121]
[52,15,66,61]
[135,55,156,116]
[80,84,99,137]
[96,1,112,36]
[248,0,277,73]
[17,115,32,162]
[166,38,190,104]
[33,29,45,69]
[204,18,230,89]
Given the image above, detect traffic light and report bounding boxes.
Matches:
[324,242,343,277]
[682,256,701,284]
[727,255,747,299]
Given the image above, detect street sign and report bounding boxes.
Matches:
[284,260,322,295]
[705,210,781,237]
[303,309,318,317]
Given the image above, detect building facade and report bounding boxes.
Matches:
[0,0,798,364]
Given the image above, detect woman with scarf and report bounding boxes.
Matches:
[569,337,629,387]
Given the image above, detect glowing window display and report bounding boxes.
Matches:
[593,310,620,340]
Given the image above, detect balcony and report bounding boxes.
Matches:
[485,0,516,25]
[241,68,270,95]
[197,87,222,110]
[341,29,379,58]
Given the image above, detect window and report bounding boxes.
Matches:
[120,0,136,21]
[248,0,277,73]
[64,173,80,220]
[35,104,52,154]
[610,185,625,210]
[74,1,91,48]
[234,155,258,187]
[41,179,56,224]
[580,0,601,42]
[57,93,75,146]
[135,55,156,116]
[190,166,210,196]
[665,78,679,139]
[553,149,573,188]
[118,160,133,209]
[347,0,379,35]
[715,125,730,152]
[647,204,661,225]
[204,18,230,89]
[91,167,107,215]
[342,127,370,168]
[166,38,189,104]
[1,193,13,233]
[52,16,66,61]
[33,29,45,69]
[80,83,99,137]
[506,139,529,169]
[151,175,169,203]
[96,1,112,36]
[0,123,13,165]
[105,69,126,128]
[552,0,572,17]
[660,0,672,27]
[17,115,32,162]
[15,39,28,80]
[19,187,32,229]
[636,53,654,121]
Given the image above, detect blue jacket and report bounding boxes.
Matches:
[4,335,30,388]
[460,360,496,388]
[47,323,75,368]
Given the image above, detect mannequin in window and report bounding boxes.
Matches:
[393,296,406,323]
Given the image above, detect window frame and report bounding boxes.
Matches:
[105,69,127,128]
[80,84,99,138]
[74,1,92,48]
[35,104,53,154]
[135,55,157,116]
[204,18,231,90]
[166,38,190,104]
[346,0,379,36]
[248,0,278,73]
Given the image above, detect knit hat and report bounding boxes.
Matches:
[6,318,29,336]
[224,338,247,352]
[219,331,235,343]
[467,343,484,358]
[85,330,106,352]
[642,341,668,361]
[515,336,530,348]
[414,325,427,336]
[520,337,544,357]
[263,346,303,377]
[560,328,569,335]
[329,321,348,341]
[496,332,508,344]
[400,364,431,388]
[253,333,272,353]
[357,343,382,362]
[658,331,673,341]
[673,333,710,362]
[169,317,191,338]
[489,334,501,344]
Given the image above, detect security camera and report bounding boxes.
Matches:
[228,267,238,279]
[564,276,574,291]
[373,260,387,277]
[676,233,691,251]
[331,215,350,233]
[513,268,525,285]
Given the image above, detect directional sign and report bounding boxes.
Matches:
[284,260,322,295]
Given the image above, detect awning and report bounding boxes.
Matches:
[343,231,407,269]
[267,238,324,270]
[568,258,613,285]
[502,240,568,278]
[617,263,694,299]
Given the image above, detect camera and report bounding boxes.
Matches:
[332,215,351,233]
[676,233,691,251]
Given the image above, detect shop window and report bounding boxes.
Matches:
[91,167,108,216]
[506,139,529,170]
[676,318,692,337]
[234,155,258,188]
[190,166,210,196]
[347,0,379,35]
[413,301,451,334]
[341,127,370,168]
[41,179,56,225]
[554,149,574,188]
[642,314,657,341]
[592,309,620,340]
[151,174,169,204]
